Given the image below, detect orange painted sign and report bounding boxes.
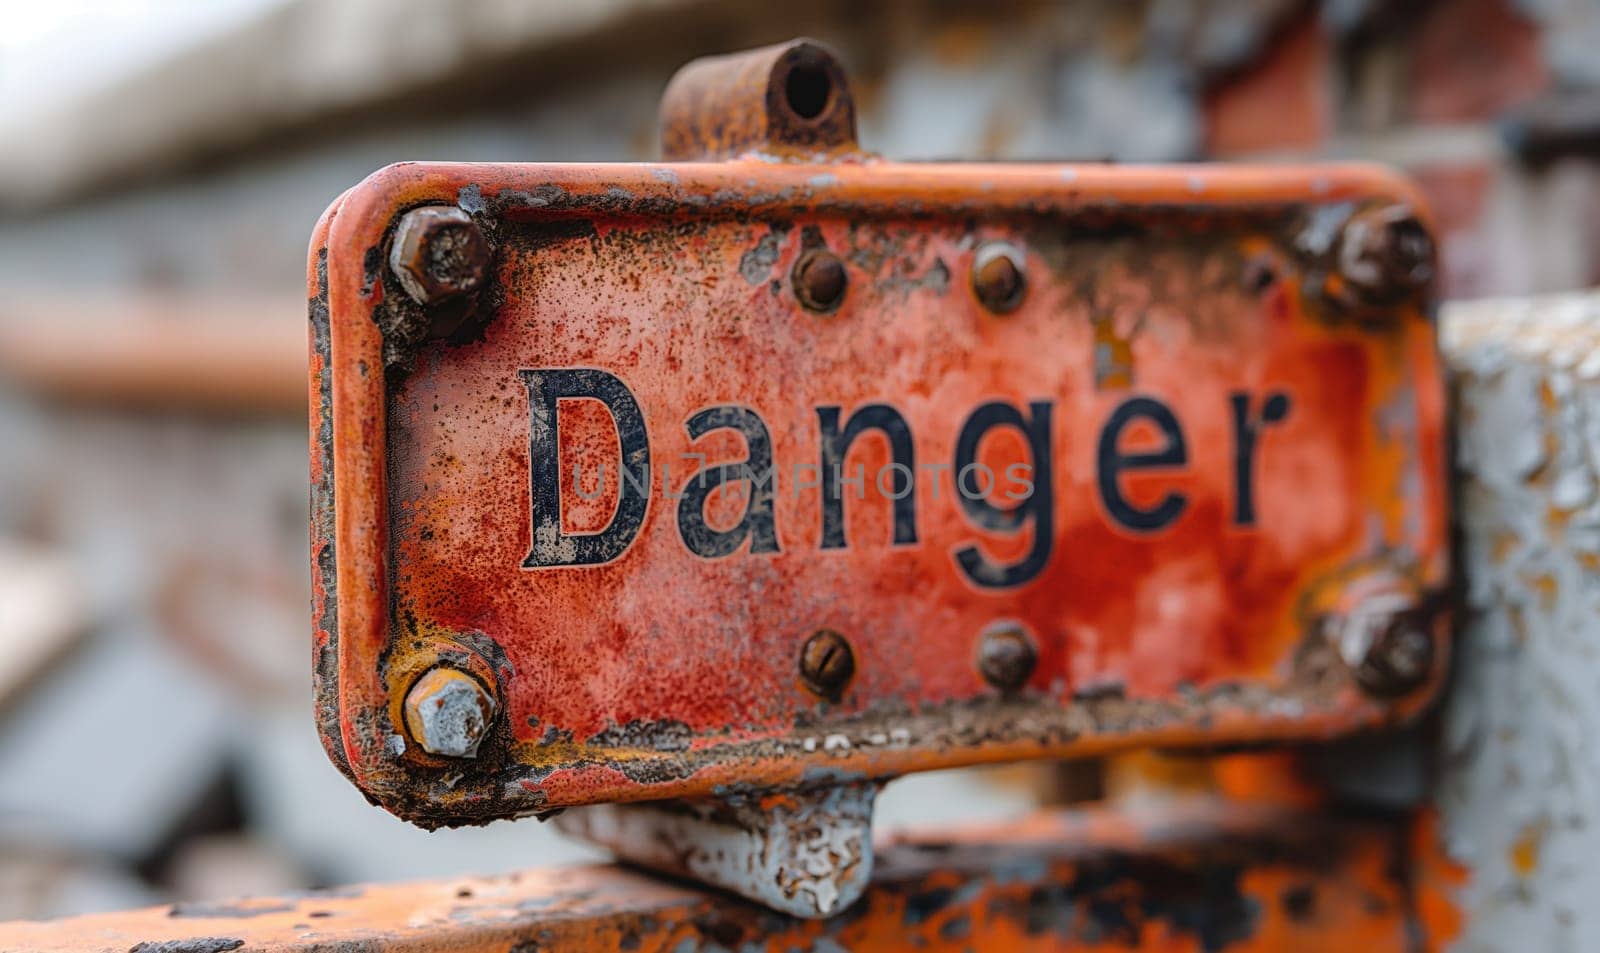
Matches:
[310,159,1448,824]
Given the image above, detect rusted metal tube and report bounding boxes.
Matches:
[659,38,859,161]
[0,295,304,414]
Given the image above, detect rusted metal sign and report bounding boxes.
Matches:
[310,40,1447,910]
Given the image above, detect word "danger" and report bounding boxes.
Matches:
[520,369,1290,589]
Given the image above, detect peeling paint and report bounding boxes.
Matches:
[1439,291,1600,949]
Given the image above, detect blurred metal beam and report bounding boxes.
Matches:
[0,800,1442,952]
[0,0,706,210]
[0,295,304,414]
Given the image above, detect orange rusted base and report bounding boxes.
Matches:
[0,801,1450,952]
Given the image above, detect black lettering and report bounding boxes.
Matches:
[817,404,917,548]
[677,406,781,558]
[1097,396,1188,533]
[1231,391,1291,525]
[952,401,1054,588]
[520,368,650,567]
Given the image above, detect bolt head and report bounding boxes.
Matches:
[799,628,855,700]
[1355,617,1435,697]
[792,249,847,313]
[1337,205,1434,305]
[389,206,492,307]
[1321,578,1437,698]
[977,624,1037,692]
[403,667,497,758]
[972,242,1026,313]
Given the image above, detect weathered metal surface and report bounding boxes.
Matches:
[0,801,1437,951]
[1435,291,1600,949]
[311,156,1449,826]
[557,781,879,918]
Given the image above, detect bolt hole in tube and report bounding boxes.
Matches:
[785,64,831,119]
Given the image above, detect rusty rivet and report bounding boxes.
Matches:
[1243,252,1279,294]
[977,624,1037,692]
[972,242,1026,313]
[792,249,847,313]
[1337,205,1434,305]
[1354,616,1434,697]
[800,628,855,700]
[403,667,497,758]
[389,206,492,307]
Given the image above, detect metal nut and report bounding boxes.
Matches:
[972,242,1026,313]
[389,206,492,307]
[792,249,847,313]
[1336,205,1434,305]
[403,667,497,758]
[977,624,1036,692]
[799,628,855,700]
[1354,616,1435,697]
[1321,578,1437,699]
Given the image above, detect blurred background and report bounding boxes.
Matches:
[0,0,1597,920]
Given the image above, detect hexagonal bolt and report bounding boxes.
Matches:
[1354,616,1435,697]
[402,667,497,758]
[971,242,1026,313]
[1336,205,1434,306]
[389,206,492,307]
[977,624,1037,692]
[792,249,847,313]
[1327,588,1435,698]
[799,628,855,700]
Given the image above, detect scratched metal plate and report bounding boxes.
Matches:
[309,161,1448,824]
